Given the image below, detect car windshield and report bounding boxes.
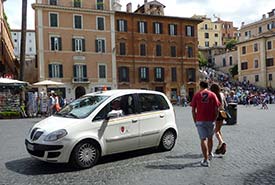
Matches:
[55,95,109,119]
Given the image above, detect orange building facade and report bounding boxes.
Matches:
[115,10,201,100]
[33,0,116,99]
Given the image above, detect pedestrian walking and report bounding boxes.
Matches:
[191,80,220,167]
[210,83,227,155]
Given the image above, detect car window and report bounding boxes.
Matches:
[93,94,136,121]
[139,93,169,113]
[56,95,108,119]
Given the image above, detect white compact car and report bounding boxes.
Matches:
[25,89,178,169]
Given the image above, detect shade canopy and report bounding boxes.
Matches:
[33,80,64,86]
[0,78,29,86]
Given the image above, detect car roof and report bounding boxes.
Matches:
[84,89,164,97]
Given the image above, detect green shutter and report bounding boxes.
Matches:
[48,64,52,78]
[72,38,75,51]
[60,64,63,78]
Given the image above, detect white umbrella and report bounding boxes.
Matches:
[0,77,29,86]
[33,80,64,92]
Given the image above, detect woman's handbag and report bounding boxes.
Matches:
[219,110,228,119]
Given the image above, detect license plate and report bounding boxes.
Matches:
[27,143,34,151]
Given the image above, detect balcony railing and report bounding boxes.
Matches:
[72,77,89,83]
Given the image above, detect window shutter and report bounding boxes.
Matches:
[146,67,149,81]
[73,65,77,78]
[102,40,105,53]
[95,40,98,52]
[60,64,63,78]
[51,37,55,50]
[161,68,164,81]
[138,22,140,32]
[48,64,52,78]
[124,20,127,32]
[160,23,163,34]
[191,26,194,36]
[82,39,85,52]
[168,24,171,35]
[126,67,129,82]
[174,25,177,35]
[153,22,156,33]
[83,65,87,78]
[58,37,62,50]
[72,38,75,51]
[118,67,122,82]
[144,22,147,33]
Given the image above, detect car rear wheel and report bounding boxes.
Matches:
[159,130,176,151]
[70,140,100,169]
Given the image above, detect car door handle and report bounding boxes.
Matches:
[160,114,164,118]
[132,119,138,123]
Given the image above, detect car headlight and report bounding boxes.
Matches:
[44,129,68,141]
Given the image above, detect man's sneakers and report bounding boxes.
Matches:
[209,152,214,161]
[200,159,210,167]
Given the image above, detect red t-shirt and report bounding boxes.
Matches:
[190,89,220,122]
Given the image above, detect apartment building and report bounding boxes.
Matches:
[237,9,275,88]
[115,1,202,100]
[32,0,116,99]
[212,50,238,74]
[193,15,222,48]
[215,17,238,45]
[0,0,16,78]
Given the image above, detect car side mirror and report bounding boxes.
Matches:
[106,110,123,120]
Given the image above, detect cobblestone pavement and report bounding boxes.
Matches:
[0,105,275,185]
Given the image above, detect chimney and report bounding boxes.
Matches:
[137,4,140,9]
[126,3,132,12]
[144,0,148,3]
[241,22,245,26]
[262,14,266,19]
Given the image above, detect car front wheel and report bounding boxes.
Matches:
[70,140,100,169]
[159,130,176,151]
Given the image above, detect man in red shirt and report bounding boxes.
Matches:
[191,80,220,167]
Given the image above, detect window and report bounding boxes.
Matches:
[73,0,81,7]
[118,67,129,82]
[186,25,194,36]
[49,0,57,5]
[119,42,126,55]
[73,64,87,81]
[98,64,106,79]
[204,24,208,30]
[49,13,58,27]
[267,41,272,50]
[186,68,195,82]
[153,22,162,34]
[223,57,226,67]
[154,67,164,82]
[139,67,149,82]
[95,39,105,53]
[138,93,169,113]
[14,39,17,43]
[72,38,85,52]
[49,64,63,78]
[229,56,233,66]
[117,19,127,32]
[214,33,218,37]
[214,25,217,29]
[50,36,62,51]
[96,0,104,10]
[187,46,193,58]
[138,21,147,33]
[29,47,32,52]
[156,44,161,56]
[171,67,177,82]
[170,46,176,57]
[241,62,248,70]
[254,59,259,68]
[140,44,146,56]
[74,15,82,29]
[97,17,105,30]
[255,75,259,82]
[242,46,246,54]
[168,24,177,35]
[258,26,262,33]
[266,58,274,67]
[267,23,273,30]
[244,31,251,37]
[254,43,258,52]
[205,33,209,38]
[269,74,273,81]
[205,41,209,47]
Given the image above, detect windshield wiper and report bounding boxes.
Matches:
[66,113,79,119]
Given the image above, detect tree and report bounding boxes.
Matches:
[229,64,238,77]
[225,39,238,51]
[19,0,27,81]
[198,51,208,68]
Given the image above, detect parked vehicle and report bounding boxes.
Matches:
[25,89,178,169]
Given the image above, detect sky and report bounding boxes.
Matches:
[3,0,275,30]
